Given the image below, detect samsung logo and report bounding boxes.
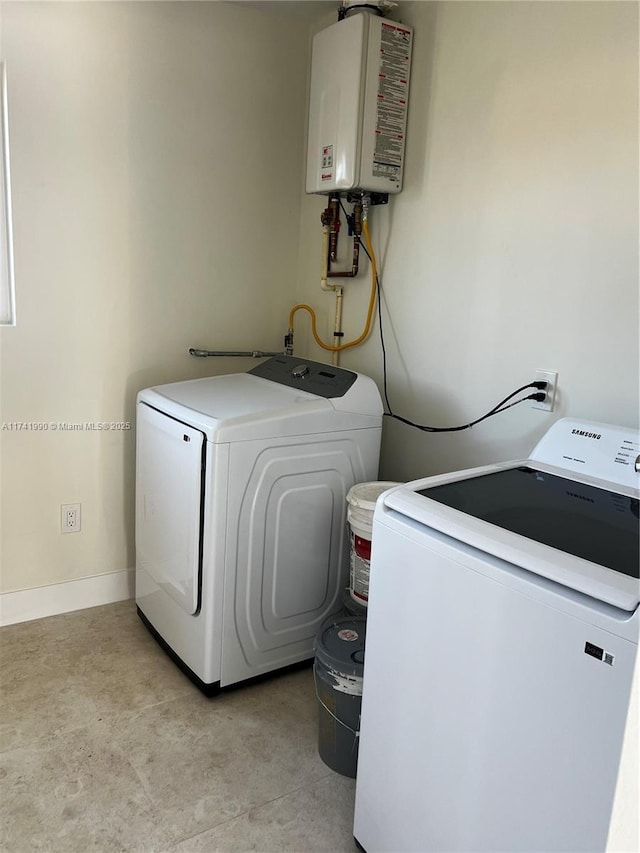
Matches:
[567,491,595,503]
[571,429,602,440]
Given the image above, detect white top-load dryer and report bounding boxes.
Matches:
[135,355,382,694]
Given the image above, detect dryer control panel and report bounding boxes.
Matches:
[249,356,357,398]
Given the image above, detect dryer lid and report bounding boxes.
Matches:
[137,359,382,442]
[142,372,321,419]
[137,373,334,442]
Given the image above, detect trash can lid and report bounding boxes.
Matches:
[314,616,367,677]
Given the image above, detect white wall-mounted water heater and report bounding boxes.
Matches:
[306,10,413,196]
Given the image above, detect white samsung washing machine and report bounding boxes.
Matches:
[135,355,382,694]
[354,418,639,853]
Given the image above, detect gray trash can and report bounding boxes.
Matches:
[341,587,368,619]
[314,616,366,778]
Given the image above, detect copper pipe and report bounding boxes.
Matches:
[327,201,363,278]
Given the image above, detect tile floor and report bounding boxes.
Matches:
[0,600,357,852]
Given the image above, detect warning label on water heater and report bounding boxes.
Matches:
[373,22,412,180]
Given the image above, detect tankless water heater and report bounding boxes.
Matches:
[306,11,413,195]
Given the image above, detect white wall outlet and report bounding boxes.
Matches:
[532,370,558,412]
[61,503,81,533]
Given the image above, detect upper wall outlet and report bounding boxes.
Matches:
[532,370,558,412]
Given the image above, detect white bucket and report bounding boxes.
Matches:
[346,481,400,605]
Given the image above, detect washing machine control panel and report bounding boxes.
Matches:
[249,356,357,398]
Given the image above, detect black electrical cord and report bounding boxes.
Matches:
[338,197,350,224]
[384,390,546,433]
[370,251,544,431]
[335,199,546,432]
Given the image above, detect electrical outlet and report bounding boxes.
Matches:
[532,370,558,412]
[61,503,81,534]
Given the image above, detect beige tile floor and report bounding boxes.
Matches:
[0,600,357,852]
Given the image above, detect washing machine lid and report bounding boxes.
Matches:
[381,466,639,613]
[416,466,638,578]
[378,420,640,612]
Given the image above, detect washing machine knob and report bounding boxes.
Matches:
[635,454,640,473]
[291,364,309,379]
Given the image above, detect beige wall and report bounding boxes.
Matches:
[1,0,638,589]
[295,0,639,480]
[0,1,309,593]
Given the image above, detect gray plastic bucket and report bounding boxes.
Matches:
[341,587,368,619]
[314,616,366,778]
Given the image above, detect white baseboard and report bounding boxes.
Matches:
[0,569,135,627]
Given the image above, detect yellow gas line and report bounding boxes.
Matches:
[289,219,378,355]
